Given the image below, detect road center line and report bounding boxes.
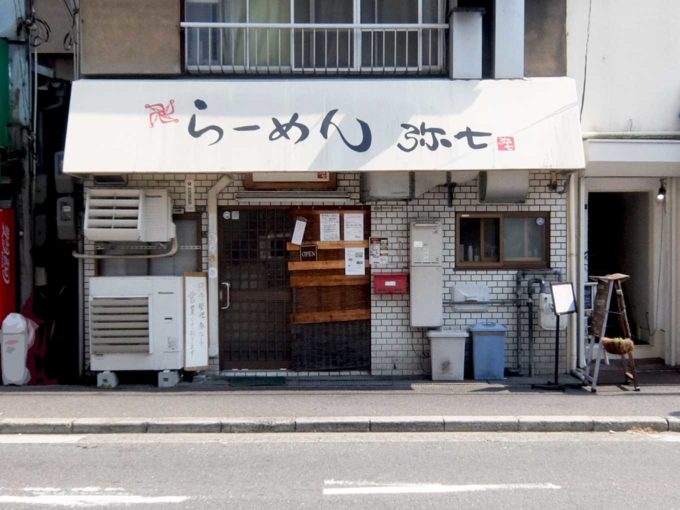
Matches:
[323,482,561,496]
[0,495,189,506]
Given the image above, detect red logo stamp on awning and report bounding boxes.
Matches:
[497,136,515,151]
[145,99,179,128]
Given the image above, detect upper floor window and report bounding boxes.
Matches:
[183,0,447,75]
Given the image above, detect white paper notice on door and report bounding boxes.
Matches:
[343,213,364,241]
[344,247,366,276]
[291,216,307,245]
[320,213,340,241]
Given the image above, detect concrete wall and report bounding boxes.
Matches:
[81,172,567,377]
[525,0,566,76]
[80,0,181,75]
[567,0,680,132]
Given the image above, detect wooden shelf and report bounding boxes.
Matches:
[290,275,370,288]
[287,240,368,251]
[291,309,371,325]
[288,259,370,271]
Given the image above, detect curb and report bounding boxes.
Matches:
[1,416,678,434]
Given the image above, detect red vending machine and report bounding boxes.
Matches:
[0,208,16,324]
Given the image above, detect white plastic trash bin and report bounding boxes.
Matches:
[1,313,37,386]
[427,328,468,381]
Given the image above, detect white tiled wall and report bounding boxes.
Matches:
[83,171,567,376]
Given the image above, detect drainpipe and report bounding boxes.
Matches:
[670,179,678,365]
[567,170,580,372]
[207,175,234,359]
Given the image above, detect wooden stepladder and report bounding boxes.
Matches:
[587,273,639,392]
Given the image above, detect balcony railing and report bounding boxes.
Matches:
[181,22,448,76]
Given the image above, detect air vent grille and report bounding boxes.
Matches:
[90,297,150,354]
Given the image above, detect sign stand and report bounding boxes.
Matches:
[532,282,579,392]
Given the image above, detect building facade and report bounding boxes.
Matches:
[567,0,680,369]
[16,0,667,383]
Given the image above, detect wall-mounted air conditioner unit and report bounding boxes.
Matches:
[89,276,184,371]
[84,188,175,242]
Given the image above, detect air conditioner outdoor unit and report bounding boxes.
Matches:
[84,188,175,242]
[89,276,184,371]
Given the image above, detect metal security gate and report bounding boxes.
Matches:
[218,208,292,369]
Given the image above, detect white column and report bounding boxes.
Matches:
[449,8,484,79]
[494,0,524,78]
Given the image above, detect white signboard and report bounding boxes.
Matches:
[320,213,340,241]
[64,78,585,173]
[343,213,364,241]
[184,272,209,371]
[551,282,577,316]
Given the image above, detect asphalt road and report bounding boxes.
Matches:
[0,432,679,509]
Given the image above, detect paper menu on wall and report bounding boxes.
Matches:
[320,213,340,241]
[343,213,364,241]
[369,237,389,266]
[344,247,366,276]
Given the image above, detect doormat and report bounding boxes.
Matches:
[228,377,287,388]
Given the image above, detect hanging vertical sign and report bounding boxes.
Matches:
[185,178,196,212]
[0,209,16,324]
[184,272,209,371]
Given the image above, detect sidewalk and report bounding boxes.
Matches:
[1,365,680,434]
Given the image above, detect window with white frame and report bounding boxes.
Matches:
[184,0,446,74]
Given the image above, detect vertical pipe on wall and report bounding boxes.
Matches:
[670,178,678,365]
[77,240,84,377]
[567,171,580,371]
[207,175,233,360]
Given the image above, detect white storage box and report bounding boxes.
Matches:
[427,328,468,381]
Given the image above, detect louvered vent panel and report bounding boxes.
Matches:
[84,189,142,241]
[90,297,150,354]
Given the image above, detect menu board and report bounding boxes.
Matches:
[184,272,209,371]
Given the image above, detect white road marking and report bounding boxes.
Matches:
[323,482,561,496]
[0,435,85,444]
[0,495,188,506]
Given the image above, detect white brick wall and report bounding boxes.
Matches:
[83,171,567,377]
[369,171,567,376]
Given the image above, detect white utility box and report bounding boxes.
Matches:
[89,276,184,371]
[410,221,443,327]
[451,284,491,312]
[539,293,568,331]
[428,328,468,381]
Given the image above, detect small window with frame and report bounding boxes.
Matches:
[456,212,550,269]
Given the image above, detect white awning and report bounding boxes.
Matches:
[63,77,585,174]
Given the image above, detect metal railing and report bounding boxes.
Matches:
[181,22,448,75]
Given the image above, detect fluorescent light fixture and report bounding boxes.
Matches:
[235,191,351,204]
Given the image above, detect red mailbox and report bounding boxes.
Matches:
[374,272,408,295]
